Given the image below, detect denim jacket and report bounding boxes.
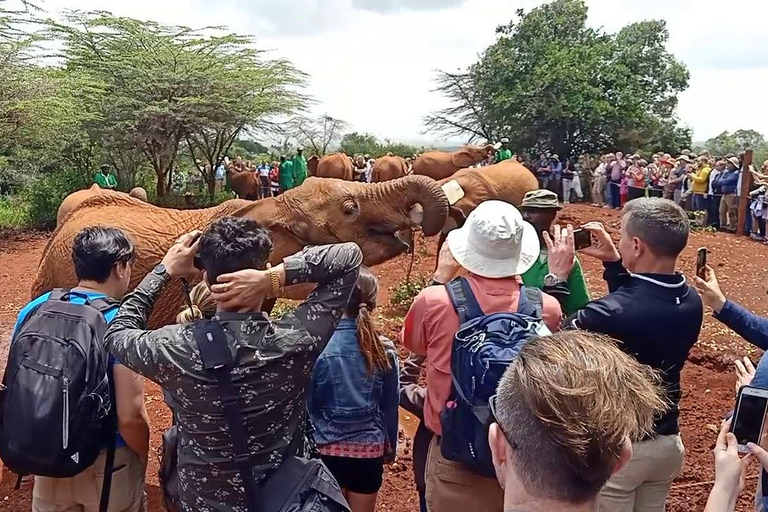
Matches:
[308,318,400,457]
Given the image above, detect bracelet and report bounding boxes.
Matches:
[269,268,281,297]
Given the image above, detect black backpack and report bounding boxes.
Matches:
[0,290,118,507]
[174,319,349,512]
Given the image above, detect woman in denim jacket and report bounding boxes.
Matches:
[308,268,399,512]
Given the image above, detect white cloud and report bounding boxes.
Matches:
[37,0,768,145]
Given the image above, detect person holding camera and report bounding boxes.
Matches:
[546,197,703,512]
[104,217,363,512]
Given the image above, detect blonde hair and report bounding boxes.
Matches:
[176,282,216,323]
[346,268,390,375]
[495,331,667,503]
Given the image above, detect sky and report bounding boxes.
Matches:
[39,0,768,146]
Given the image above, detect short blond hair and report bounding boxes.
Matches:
[495,331,666,504]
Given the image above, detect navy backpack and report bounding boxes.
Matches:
[440,277,549,477]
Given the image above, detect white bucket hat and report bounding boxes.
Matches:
[446,200,540,278]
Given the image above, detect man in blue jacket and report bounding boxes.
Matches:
[716,157,741,232]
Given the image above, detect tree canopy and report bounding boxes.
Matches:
[426,0,691,158]
[339,132,420,158]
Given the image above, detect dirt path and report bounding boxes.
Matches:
[1,204,766,510]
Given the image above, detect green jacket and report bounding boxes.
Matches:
[522,252,590,316]
[279,160,295,190]
[495,148,513,163]
[292,155,307,186]
[94,172,117,189]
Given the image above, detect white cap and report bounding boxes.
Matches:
[446,200,539,278]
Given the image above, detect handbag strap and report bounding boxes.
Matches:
[192,320,259,512]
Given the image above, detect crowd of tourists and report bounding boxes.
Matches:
[8,183,768,511]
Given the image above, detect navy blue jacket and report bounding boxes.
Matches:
[567,261,703,436]
[716,169,740,195]
[308,318,399,456]
[714,300,768,386]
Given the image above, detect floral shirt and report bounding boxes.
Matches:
[104,243,363,512]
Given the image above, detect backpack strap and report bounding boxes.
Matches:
[99,364,118,512]
[516,286,543,320]
[446,277,484,323]
[48,288,70,301]
[192,320,259,512]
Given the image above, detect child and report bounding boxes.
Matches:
[620,173,629,206]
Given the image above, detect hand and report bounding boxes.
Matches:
[161,231,202,278]
[543,224,575,281]
[735,357,756,393]
[711,419,753,507]
[693,265,727,313]
[210,267,280,311]
[579,222,620,262]
[434,242,460,284]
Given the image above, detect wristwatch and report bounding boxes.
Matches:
[152,263,169,277]
[543,273,566,287]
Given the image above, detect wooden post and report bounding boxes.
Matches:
[737,149,754,236]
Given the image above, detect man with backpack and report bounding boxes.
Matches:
[401,200,562,512]
[1,227,149,512]
[103,217,361,512]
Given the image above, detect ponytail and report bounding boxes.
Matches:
[176,282,216,323]
[347,268,390,376]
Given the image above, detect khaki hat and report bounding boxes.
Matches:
[727,156,740,167]
[551,154,560,160]
[521,189,562,210]
[446,200,539,278]
[500,137,509,143]
[677,155,691,163]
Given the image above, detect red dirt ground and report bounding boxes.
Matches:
[1,203,767,511]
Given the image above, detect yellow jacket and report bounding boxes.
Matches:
[690,166,711,194]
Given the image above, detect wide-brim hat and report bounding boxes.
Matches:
[446,200,540,278]
[521,189,562,210]
[551,154,560,160]
[727,156,741,167]
[500,137,510,143]
[677,155,691,163]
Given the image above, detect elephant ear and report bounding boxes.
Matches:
[451,148,477,169]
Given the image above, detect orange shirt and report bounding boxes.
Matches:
[400,274,562,435]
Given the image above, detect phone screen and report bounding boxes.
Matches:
[696,247,707,279]
[732,391,768,446]
[573,229,592,251]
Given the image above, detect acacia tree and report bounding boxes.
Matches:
[427,0,690,158]
[424,70,494,143]
[290,114,348,156]
[49,12,307,197]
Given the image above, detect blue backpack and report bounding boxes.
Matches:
[440,277,549,477]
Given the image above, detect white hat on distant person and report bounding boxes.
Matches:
[446,200,539,278]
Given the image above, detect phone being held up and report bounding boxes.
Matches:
[731,385,768,452]
[572,228,593,251]
[696,247,707,279]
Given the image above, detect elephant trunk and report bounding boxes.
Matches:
[375,175,449,236]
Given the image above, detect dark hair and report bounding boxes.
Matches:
[622,198,689,258]
[198,216,273,285]
[345,267,390,375]
[72,227,135,283]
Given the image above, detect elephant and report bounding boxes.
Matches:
[372,155,409,182]
[412,144,497,181]
[312,153,354,181]
[435,159,539,261]
[227,168,259,200]
[307,155,319,176]
[34,175,449,327]
[56,184,147,227]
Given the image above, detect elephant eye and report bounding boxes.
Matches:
[342,200,358,215]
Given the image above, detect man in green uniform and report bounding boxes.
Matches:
[495,137,513,163]
[520,189,590,315]
[279,155,294,193]
[292,147,308,187]
[94,164,118,189]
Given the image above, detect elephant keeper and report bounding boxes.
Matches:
[279,155,294,192]
[519,190,590,315]
[103,217,363,512]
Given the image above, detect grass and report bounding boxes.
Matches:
[0,195,30,229]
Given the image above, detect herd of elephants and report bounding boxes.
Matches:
[34,144,539,326]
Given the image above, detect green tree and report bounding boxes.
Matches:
[339,132,382,156]
[428,0,690,159]
[290,114,348,156]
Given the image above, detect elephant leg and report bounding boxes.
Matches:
[262,297,277,315]
[435,207,467,269]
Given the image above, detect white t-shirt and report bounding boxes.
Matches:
[258,165,270,177]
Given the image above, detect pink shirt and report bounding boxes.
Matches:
[400,274,562,435]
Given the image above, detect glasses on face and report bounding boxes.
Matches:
[489,394,517,449]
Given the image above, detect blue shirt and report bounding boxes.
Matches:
[14,291,126,449]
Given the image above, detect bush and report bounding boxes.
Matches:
[23,170,88,229]
[0,195,30,229]
[389,277,426,313]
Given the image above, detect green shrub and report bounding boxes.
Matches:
[0,195,30,229]
[23,170,88,229]
[389,277,426,313]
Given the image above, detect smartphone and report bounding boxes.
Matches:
[731,385,768,452]
[573,228,593,251]
[696,247,707,279]
[190,232,203,270]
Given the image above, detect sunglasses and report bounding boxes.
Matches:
[489,394,517,450]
